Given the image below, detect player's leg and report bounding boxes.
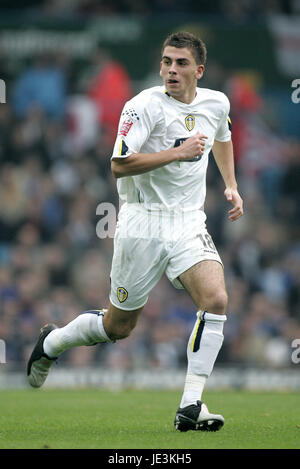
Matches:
[27,207,168,387]
[175,260,227,431]
[27,303,143,388]
[102,302,143,341]
[43,302,143,355]
[179,260,227,392]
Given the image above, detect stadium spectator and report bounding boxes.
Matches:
[87,49,133,146]
[12,53,67,121]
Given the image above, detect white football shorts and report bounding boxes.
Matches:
[109,203,223,311]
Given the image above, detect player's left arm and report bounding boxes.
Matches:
[212,139,244,222]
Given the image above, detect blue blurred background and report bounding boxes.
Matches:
[0,0,299,384]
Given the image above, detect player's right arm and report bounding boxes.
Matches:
[110,92,207,178]
[111,133,207,178]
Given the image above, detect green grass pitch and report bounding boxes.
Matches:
[0,388,299,449]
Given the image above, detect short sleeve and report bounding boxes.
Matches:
[214,94,232,143]
[111,97,154,160]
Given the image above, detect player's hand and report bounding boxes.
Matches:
[224,187,244,222]
[177,132,208,161]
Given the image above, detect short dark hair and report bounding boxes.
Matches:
[162,31,207,65]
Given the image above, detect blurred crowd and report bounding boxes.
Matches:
[1,0,299,19]
[0,35,299,374]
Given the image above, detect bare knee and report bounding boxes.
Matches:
[103,304,143,341]
[107,323,133,341]
[204,290,228,315]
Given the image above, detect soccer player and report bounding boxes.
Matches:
[27,31,243,432]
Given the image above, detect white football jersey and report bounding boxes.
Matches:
[111,86,231,213]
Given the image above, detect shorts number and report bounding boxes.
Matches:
[198,233,217,252]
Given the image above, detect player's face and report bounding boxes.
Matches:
[160,46,204,104]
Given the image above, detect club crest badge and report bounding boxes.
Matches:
[117,287,128,303]
[185,114,195,131]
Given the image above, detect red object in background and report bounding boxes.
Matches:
[88,60,132,146]
[229,76,262,113]
[228,76,263,164]
[231,119,245,164]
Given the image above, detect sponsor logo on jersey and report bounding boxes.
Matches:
[185,114,195,131]
[119,119,133,137]
[119,107,139,137]
[117,287,128,303]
